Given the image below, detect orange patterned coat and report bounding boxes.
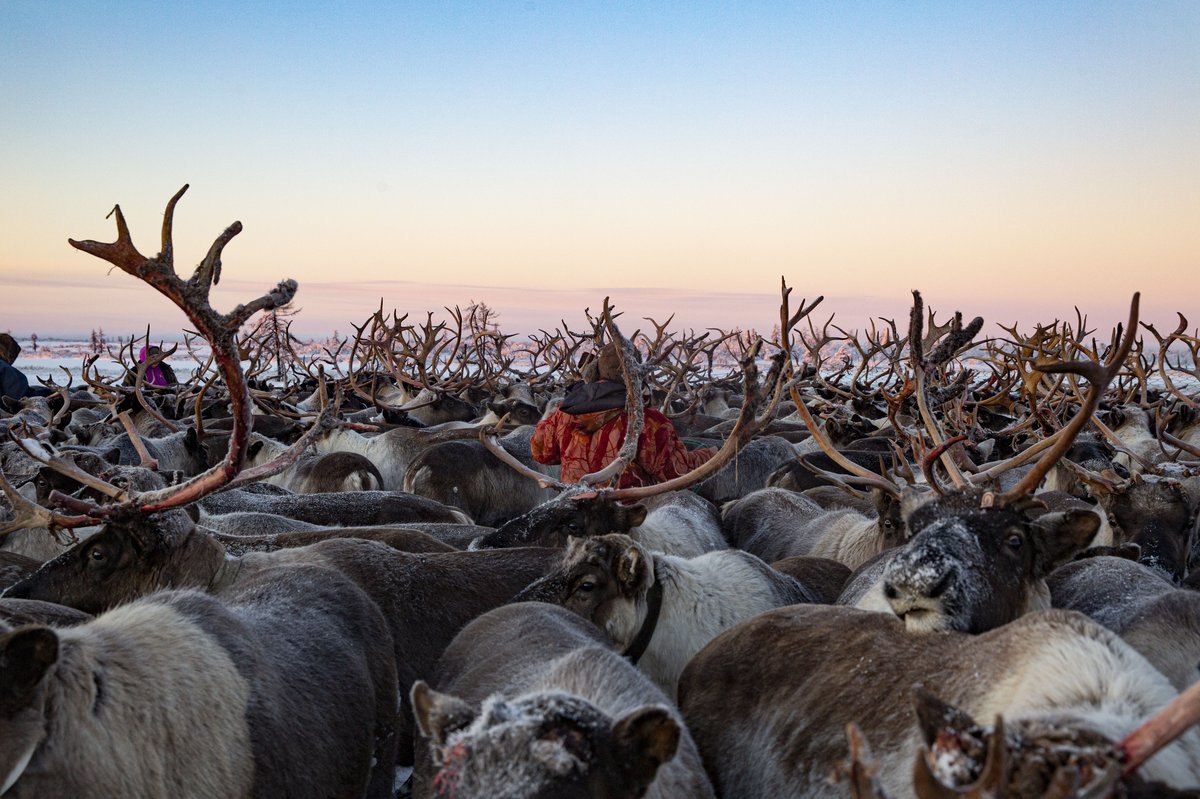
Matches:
[531,406,715,489]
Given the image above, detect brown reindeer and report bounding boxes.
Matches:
[679,605,1200,798]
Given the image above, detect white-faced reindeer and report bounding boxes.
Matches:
[824,294,1142,636]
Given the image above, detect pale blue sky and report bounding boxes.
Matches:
[1,2,1197,335]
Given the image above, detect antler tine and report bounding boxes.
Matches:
[797,459,883,499]
[997,293,1140,502]
[789,385,901,497]
[480,409,571,492]
[41,368,76,428]
[780,275,824,337]
[835,724,889,799]
[921,436,968,496]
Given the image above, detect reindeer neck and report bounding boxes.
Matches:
[190,530,243,593]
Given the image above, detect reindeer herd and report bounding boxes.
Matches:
[3,188,1200,797]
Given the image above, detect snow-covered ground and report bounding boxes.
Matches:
[9,338,1199,393]
[9,339,343,386]
[12,340,216,384]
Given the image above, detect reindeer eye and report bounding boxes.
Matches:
[575,580,596,593]
[1006,534,1023,550]
[89,546,107,562]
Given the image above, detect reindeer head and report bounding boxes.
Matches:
[4,510,213,614]
[412,681,679,799]
[1100,476,1196,583]
[909,688,1122,798]
[881,490,1099,633]
[514,534,652,652]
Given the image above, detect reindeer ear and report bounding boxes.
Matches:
[623,504,648,528]
[616,544,646,591]
[0,627,59,716]
[411,681,476,748]
[872,489,899,517]
[912,686,977,747]
[1031,509,1101,577]
[900,487,932,526]
[247,439,265,459]
[612,706,680,791]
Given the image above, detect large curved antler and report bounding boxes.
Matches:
[49,185,297,519]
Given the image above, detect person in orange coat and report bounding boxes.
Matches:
[531,343,716,490]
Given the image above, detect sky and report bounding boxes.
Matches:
[1,1,1197,339]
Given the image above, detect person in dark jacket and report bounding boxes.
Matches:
[0,333,31,402]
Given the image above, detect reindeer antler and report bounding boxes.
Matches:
[54,184,297,518]
[993,293,1139,502]
[579,298,645,487]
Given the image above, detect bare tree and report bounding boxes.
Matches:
[250,301,303,383]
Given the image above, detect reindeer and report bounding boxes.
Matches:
[4,512,562,765]
[243,433,386,493]
[403,427,558,526]
[514,533,817,698]
[309,423,493,491]
[722,486,906,567]
[679,604,1200,798]
[195,484,473,525]
[822,294,1142,636]
[840,488,1100,633]
[1089,474,1198,582]
[411,602,716,798]
[0,574,399,799]
[692,435,798,504]
[1050,555,1200,691]
[628,490,726,558]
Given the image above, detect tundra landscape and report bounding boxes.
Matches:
[1,188,1200,798]
[3,2,1199,796]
